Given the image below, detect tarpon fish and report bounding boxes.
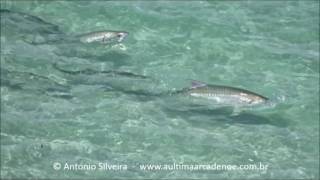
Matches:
[30,30,129,45]
[1,9,129,45]
[77,31,129,44]
[178,80,269,106]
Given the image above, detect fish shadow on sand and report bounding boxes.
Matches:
[1,9,65,44]
[81,51,131,68]
[55,48,131,68]
[230,112,289,127]
[162,106,290,128]
[1,68,73,99]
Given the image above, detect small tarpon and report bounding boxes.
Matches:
[1,9,129,45]
[29,30,129,45]
[178,80,269,106]
[77,31,128,44]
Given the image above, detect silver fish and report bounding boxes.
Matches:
[78,31,128,44]
[29,30,129,45]
[180,80,268,106]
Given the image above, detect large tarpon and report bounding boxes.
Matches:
[177,80,269,106]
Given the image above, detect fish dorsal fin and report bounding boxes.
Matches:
[191,80,207,88]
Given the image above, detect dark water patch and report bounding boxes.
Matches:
[104,88,162,102]
[53,62,148,80]
[53,47,131,68]
[0,78,24,90]
[1,9,65,44]
[1,68,72,99]
[1,9,62,34]
[81,51,131,68]
[230,112,290,127]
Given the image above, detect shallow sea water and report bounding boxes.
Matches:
[0,1,319,179]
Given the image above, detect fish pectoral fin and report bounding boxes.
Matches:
[230,107,242,116]
[102,37,107,43]
[190,80,207,88]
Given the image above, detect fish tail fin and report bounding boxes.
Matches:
[185,79,208,88]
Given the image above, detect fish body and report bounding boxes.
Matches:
[180,81,268,106]
[78,31,128,44]
[32,30,129,45]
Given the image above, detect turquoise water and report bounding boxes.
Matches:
[1,1,319,179]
